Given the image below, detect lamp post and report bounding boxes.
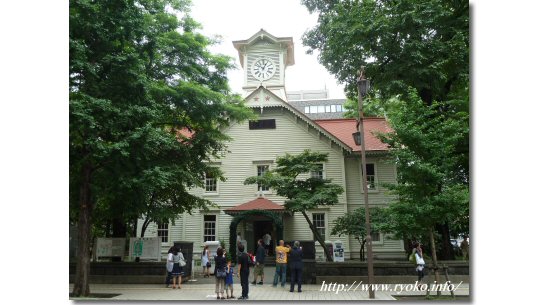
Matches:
[354,67,375,299]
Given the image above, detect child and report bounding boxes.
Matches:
[225,259,235,299]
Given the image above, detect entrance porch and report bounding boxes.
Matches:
[225,197,289,260]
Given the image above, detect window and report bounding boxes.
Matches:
[361,163,377,190]
[331,105,336,112]
[203,215,216,242]
[336,105,343,112]
[305,106,310,114]
[313,213,326,241]
[371,231,381,242]
[325,105,331,113]
[249,119,276,129]
[310,106,318,113]
[157,222,169,243]
[366,163,376,190]
[317,105,325,113]
[311,163,324,179]
[257,165,270,192]
[205,172,217,193]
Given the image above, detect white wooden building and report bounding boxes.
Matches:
[137,29,405,260]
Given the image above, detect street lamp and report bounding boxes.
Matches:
[354,67,375,299]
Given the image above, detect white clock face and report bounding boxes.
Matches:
[251,58,276,81]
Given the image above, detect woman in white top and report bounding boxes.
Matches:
[169,247,185,289]
[165,246,175,288]
[201,245,210,278]
[414,243,426,284]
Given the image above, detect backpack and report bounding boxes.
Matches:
[240,252,255,267]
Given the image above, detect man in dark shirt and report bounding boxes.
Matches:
[252,239,266,285]
[237,244,250,300]
[288,241,304,293]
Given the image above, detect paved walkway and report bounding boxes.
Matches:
[69,280,469,301]
[71,265,470,300]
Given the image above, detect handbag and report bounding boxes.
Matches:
[216,269,226,279]
[206,261,211,268]
[179,258,186,267]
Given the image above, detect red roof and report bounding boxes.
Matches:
[314,118,391,152]
[178,128,194,139]
[225,197,286,214]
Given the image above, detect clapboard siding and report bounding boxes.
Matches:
[344,156,404,257]
[187,107,351,251]
[138,101,403,258]
[345,156,398,205]
[199,108,347,206]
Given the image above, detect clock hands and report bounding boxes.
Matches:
[253,59,274,80]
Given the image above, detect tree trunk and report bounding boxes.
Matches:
[140,217,151,238]
[404,237,412,255]
[436,222,455,260]
[72,164,93,297]
[301,211,333,262]
[112,218,127,237]
[360,239,366,262]
[429,227,442,296]
[132,217,138,238]
[140,193,156,238]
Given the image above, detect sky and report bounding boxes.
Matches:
[189,0,347,99]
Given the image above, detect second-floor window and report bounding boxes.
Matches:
[257,165,270,192]
[366,163,376,190]
[362,163,377,190]
[205,172,217,193]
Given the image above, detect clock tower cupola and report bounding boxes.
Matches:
[233,29,295,101]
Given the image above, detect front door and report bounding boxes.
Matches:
[253,220,274,256]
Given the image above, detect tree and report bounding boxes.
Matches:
[331,207,384,261]
[377,89,469,283]
[302,0,469,106]
[301,0,469,260]
[70,0,251,296]
[244,150,344,261]
[132,165,219,238]
[342,94,394,119]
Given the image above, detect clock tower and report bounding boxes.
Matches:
[233,29,294,101]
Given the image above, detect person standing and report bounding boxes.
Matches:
[252,239,266,285]
[460,236,469,260]
[273,240,290,287]
[201,245,210,278]
[165,246,175,288]
[288,241,304,293]
[214,247,227,299]
[414,243,426,284]
[171,247,185,289]
[225,258,235,299]
[263,232,271,255]
[237,244,250,300]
